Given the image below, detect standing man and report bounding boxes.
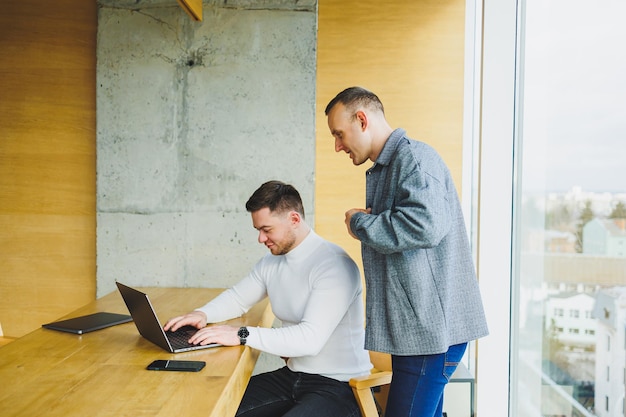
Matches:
[165,180,371,417]
[325,87,488,417]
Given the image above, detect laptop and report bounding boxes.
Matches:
[42,312,132,335]
[116,281,220,353]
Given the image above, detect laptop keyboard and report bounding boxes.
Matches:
[166,326,198,349]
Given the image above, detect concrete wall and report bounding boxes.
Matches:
[96,0,317,297]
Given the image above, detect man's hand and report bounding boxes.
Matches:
[163,311,208,332]
[187,325,241,346]
[344,208,371,239]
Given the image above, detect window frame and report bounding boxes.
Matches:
[463,0,521,416]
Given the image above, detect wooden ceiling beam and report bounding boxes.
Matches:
[177,0,202,21]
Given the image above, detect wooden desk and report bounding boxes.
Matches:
[0,287,273,417]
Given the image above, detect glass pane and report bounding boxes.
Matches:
[513,2,626,417]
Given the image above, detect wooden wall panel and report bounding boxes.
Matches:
[315,0,467,269]
[0,0,97,337]
[0,0,465,337]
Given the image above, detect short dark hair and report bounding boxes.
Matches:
[324,86,385,116]
[245,180,305,218]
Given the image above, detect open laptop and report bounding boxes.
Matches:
[116,281,220,353]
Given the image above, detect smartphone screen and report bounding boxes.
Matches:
[146,360,206,372]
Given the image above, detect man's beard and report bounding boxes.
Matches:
[271,231,297,255]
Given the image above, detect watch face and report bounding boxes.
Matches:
[238,327,249,338]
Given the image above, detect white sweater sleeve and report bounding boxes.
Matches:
[194,269,267,323]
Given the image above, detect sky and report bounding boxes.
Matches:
[520,0,626,194]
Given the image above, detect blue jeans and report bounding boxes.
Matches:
[236,366,361,417]
[385,343,467,417]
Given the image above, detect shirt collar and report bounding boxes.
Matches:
[284,229,320,262]
[370,128,406,169]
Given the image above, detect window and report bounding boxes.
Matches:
[472,1,626,416]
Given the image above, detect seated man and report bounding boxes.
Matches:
[165,180,372,417]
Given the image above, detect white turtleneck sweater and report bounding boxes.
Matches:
[195,230,372,381]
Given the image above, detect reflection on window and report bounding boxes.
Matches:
[513,1,626,417]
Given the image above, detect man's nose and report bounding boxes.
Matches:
[258,231,267,244]
[334,138,344,153]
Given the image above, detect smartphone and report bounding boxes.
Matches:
[146,360,206,372]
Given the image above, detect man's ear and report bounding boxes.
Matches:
[289,211,302,226]
[355,110,368,131]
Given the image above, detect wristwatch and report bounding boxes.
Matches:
[237,326,249,345]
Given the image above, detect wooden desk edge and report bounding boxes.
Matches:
[209,301,275,417]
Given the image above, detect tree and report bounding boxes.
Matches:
[574,200,594,253]
[609,200,626,219]
[542,318,567,369]
[546,203,573,231]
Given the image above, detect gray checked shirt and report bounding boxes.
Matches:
[350,128,489,355]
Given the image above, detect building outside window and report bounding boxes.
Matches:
[472,1,626,416]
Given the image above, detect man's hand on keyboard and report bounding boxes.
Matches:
[188,325,240,347]
[164,311,207,333]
